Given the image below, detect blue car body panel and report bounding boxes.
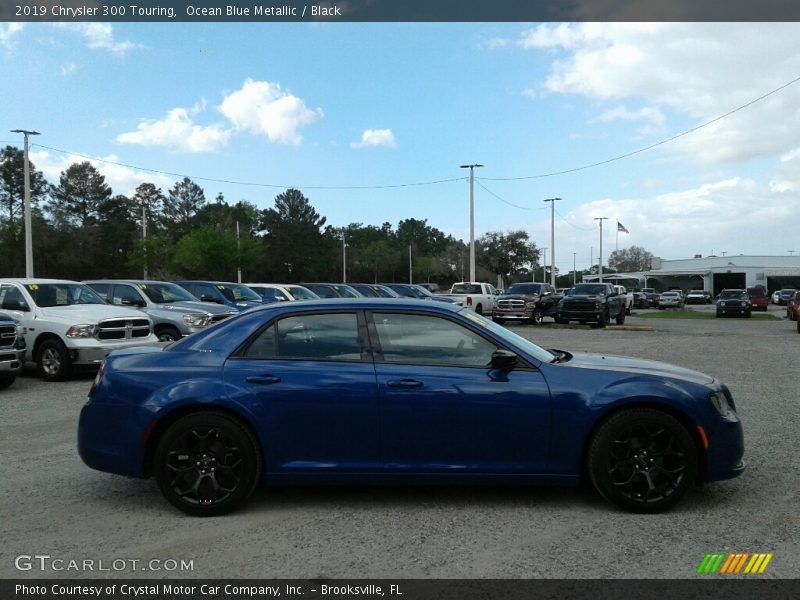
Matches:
[78,299,744,488]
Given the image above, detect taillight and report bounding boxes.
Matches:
[88,360,105,398]
[466,296,473,306]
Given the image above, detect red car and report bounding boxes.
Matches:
[787,291,799,321]
[746,287,769,312]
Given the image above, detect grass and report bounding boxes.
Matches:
[636,309,781,321]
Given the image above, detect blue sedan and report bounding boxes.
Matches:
[78,299,744,516]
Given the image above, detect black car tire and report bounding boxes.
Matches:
[156,326,182,342]
[492,316,505,325]
[555,315,568,325]
[745,311,751,318]
[0,376,15,390]
[36,339,72,382]
[625,306,632,316]
[154,412,262,517]
[531,309,544,325]
[597,309,609,328]
[587,408,697,513]
[474,303,483,315]
[615,311,626,325]
[796,320,800,334]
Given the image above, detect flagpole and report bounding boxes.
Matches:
[616,224,619,254]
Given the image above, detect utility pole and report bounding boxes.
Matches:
[142,199,148,279]
[594,217,608,282]
[409,244,413,284]
[342,232,347,283]
[11,129,40,278]
[573,252,577,285]
[543,197,561,287]
[460,164,483,281]
[236,220,242,284]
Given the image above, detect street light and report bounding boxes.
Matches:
[460,164,483,281]
[594,217,608,282]
[543,197,561,287]
[10,129,40,278]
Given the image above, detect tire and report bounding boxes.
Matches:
[796,319,800,334]
[474,303,483,315]
[615,311,626,325]
[0,377,15,390]
[156,326,182,342]
[625,305,632,316]
[597,309,609,328]
[587,408,698,513]
[492,317,505,325]
[36,339,72,382]
[530,309,544,325]
[154,411,262,517]
[745,311,751,319]
[555,315,568,325]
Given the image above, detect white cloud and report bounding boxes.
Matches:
[0,23,24,48]
[522,23,800,164]
[350,129,397,149]
[769,147,800,193]
[60,62,77,77]
[116,107,231,153]
[219,78,323,145]
[594,105,665,127]
[30,150,173,197]
[51,23,137,55]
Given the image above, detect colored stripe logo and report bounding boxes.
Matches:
[697,552,773,574]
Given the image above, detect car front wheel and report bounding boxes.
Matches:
[37,339,72,382]
[0,377,15,390]
[156,327,182,342]
[154,412,262,516]
[587,408,698,513]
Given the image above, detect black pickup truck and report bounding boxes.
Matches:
[492,282,563,324]
[555,282,627,327]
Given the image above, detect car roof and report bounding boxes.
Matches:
[84,279,181,285]
[243,297,461,313]
[0,278,83,284]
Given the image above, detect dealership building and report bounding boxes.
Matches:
[584,255,800,294]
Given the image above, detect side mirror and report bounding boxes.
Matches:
[491,349,518,370]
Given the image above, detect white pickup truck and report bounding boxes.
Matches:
[0,279,159,381]
[437,282,499,315]
[612,284,634,315]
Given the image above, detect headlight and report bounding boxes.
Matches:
[709,390,733,417]
[16,324,24,337]
[525,299,537,307]
[182,313,211,328]
[66,324,96,338]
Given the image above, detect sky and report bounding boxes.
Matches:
[2,21,800,274]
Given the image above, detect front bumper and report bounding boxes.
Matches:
[704,414,746,483]
[0,348,26,375]
[558,308,602,322]
[493,309,535,320]
[716,305,750,316]
[67,337,160,366]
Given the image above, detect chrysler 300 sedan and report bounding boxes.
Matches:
[78,299,744,516]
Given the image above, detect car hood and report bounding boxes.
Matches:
[562,294,604,301]
[153,301,233,315]
[499,294,538,300]
[565,352,715,385]
[37,305,147,322]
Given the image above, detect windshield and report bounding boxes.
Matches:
[459,309,555,363]
[452,283,482,294]
[411,285,434,297]
[25,283,105,307]
[568,284,608,296]
[719,290,746,299]
[139,282,197,303]
[331,284,363,298]
[351,285,379,297]
[505,284,544,295]
[286,286,318,300]
[386,284,417,298]
[372,286,399,298]
[217,284,261,302]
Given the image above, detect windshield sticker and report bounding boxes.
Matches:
[56,289,69,305]
[26,284,39,291]
[217,285,225,290]
[139,284,147,289]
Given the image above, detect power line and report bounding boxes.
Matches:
[481,74,800,182]
[29,143,468,191]
[475,180,547,211]
[555,208,594,231]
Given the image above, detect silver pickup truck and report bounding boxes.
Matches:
[0,279,159,381]
[0,315,26,390]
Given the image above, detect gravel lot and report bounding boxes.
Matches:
[1,311,798,579]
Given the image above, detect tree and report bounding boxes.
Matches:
[478,230,538,285]
[608,245,654,273]
[260,189,328,281]
[173,227,260,280]
[49,162,112,229]
[162,177,206,238]
[132,183,166,235]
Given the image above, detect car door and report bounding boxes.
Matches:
[224,310,380,474]
[369,311,551,474]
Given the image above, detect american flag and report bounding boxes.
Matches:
[617,221,629,233]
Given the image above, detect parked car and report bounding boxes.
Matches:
[382,283,461,305]
[85,280,238,342]
[611,285,634,315]
[644,292,660,308]
[746,286,769,312]
[786,291,799,321]
[0,313,26,390]
[437,282,499,315]
[492,282,562,324]
[776,288,796,305]
[349,284,401,298]
[685,290,712,305]
[556,283,627,326]
[632,292,651,309]
[658,291,685,309]
[716,289,752,318]
[415,282,440,293]
[301,283,364,299]
[245,283,294,303]
[282,285,319,301]
[0,279,158,381]
[771,290,781,304]
[174,281,264,312]
[78,298,744,516]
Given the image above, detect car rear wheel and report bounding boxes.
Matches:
[615,311,626,325]
[0,377,15,390]
[474,303,483,315]
[156,326,182,342]
[587,408,697,513]
[154,412,262,516]
[37,339,72,382]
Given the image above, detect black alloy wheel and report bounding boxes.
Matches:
[156,327,182,342]
[154,412,262,516]
[588,408,697,513]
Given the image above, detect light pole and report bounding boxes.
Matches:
[11,129,40,278]
[594,217,608,282]
[460,164,483,282]
[342,232,347,283]
[573,252,577,285]
[141,197,148,279]
[543,197,561,287]
[236,220,242,284]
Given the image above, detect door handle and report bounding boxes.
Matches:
[386,379,424,389]
[245,375,282,385]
